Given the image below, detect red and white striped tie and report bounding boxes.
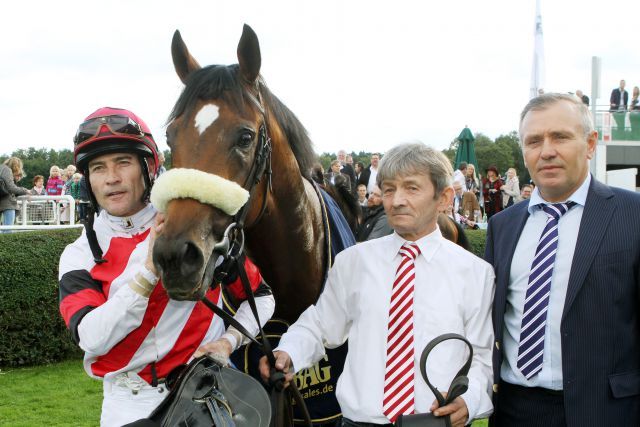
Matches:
[383,242,421,423]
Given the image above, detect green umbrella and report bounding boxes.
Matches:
[454,127,478,170]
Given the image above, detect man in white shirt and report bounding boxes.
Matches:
[260,142,495,426]
[453,162,467,189]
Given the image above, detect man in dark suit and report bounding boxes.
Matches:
[358,152,381,195]
[337,149,356,191]
[610,79,629,131]
[485,93,640,427]
[324,159,352,192]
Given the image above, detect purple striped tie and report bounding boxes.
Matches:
[517,202,576,379]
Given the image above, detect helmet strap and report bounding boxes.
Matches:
[82,171,107,264]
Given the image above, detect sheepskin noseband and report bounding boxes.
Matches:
[150,168,249,215]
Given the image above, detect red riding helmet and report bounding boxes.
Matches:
[73,107,159,181]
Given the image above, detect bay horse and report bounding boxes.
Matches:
[152,25,351,325]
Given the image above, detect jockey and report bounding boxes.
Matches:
[58,107,275,427]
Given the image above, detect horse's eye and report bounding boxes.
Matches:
[238,132,254,148]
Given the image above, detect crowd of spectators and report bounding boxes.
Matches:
[0,159,91,227]
[317,150,526,246]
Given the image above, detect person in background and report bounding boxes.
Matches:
[354,161,365,186]
[609,79,628,130]
[575,90,589,106]
[325,159,352,192]
[516,184,533,203]
[355,185,393,242]
[359,153,381,195]
[76,175,90,222]
[260,142,494,426]
[482,165,503,219]
[60,164,77,224]
[500,168,520,209]
[465,163,481,202]
[356,183,368,207]
[31,175,48,196]
[63,164,77,193]
[454,162,468,188]
[155,151,167,178]
[68,172,84,222]
[0,157,29,228]
[46,165,65,196]
[337,149,356,189]
[629,86,640,136]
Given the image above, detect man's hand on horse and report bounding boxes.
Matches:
[258,351,295,388]
[145,212,165,275]
[430,392,469,427]
[194,338,233,366]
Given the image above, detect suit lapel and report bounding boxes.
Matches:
[495,202,530,340]
[562,179,615,319]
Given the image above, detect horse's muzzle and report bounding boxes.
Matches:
[153,235,208,300]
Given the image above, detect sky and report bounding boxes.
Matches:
[2,0,639,157]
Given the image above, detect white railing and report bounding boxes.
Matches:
[0,195,84,231]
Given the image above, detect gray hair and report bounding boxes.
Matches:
[519,93,594,142]
[376,142,453,195]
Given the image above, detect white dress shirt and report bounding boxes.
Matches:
[367,167,378,194]
[501,174,590,389]
[277,229,495,424]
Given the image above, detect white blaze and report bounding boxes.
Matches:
[194,104,219,135]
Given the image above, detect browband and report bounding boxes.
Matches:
[150,168,249,215]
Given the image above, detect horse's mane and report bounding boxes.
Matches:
[168,64,315,179]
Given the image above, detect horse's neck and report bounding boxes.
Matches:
[247,155,326,322]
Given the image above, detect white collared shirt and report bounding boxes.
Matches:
[277,229,495,423]
[502,174,591,389]
[367,167,378,194]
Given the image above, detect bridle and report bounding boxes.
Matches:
[197,83,312,427]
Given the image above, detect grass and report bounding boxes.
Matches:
[0,360,488,426]
[0,360,101,426]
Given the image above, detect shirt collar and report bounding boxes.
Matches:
[389,226,443,263]
[527,173,591,215]
[101,203,157,234]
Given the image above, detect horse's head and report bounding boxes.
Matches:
[152,25,271,300]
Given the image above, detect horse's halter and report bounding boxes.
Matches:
[204,83,273,286]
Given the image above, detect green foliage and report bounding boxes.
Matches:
[465,229,487,258]
[0,359,102,426]
[0,147,74,185]
[163,148,172,170]
[0,229,83,367]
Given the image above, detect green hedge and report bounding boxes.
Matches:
[0,229,82,367]
[466,229,487,258]
[0,227,487,367]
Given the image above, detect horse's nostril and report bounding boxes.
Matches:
[180,241,203,277]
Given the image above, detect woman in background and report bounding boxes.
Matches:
[501,167,520,209]
[0,157,29,227]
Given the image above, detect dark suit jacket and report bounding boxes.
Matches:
[610,88,629,111]
[340,164,356,192]
[485,177,640,426]
[324,172,351,193]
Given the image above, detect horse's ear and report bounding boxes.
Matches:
[171,30,201,84]
[237,24,261,83]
